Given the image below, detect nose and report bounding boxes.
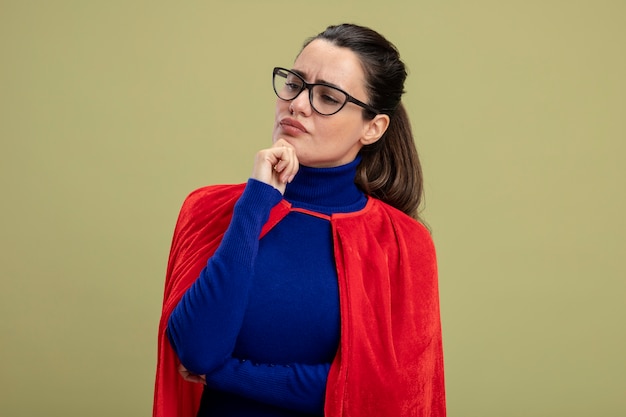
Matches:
[289,87,312,116]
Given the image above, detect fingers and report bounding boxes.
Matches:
[178,363,207,385]
[182,373,206,384]
[251,139,299,193]
[272,141,299,184]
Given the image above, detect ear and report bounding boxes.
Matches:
[360,114,390,145]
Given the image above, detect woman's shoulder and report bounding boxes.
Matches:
[337,197,435,256]
[361,197,431,236]
[181,183,246,210]
[171,184,247,229]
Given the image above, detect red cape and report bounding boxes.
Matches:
[153,184,446,417]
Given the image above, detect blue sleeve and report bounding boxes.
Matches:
[205,358,331,415]
[166,179,282,375]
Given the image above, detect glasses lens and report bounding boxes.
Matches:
[273,68,303,101]
[272,68,349,115]
[311,85,347,115]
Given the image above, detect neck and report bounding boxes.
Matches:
[283,158,366,215]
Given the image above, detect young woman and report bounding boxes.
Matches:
[154,23,446,417]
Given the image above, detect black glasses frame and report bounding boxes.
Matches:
[272,67,380,116]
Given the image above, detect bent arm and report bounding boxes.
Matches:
[166,179,282,374]
[205,358,331,415]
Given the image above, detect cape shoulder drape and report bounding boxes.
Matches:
[153,184,446,417]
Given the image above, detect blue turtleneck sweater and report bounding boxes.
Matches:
[167,159,367,416]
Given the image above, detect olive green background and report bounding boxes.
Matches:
[1,1,624,416]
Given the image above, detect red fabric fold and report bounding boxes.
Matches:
[326,200,445,416]
[153,184,445,417]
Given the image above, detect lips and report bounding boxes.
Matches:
[279,117,308,134]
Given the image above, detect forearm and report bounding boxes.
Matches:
[167,179,282,374]
[205,357,331,415]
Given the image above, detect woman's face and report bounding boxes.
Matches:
[272,39,387,168]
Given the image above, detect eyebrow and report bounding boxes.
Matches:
[291,68,345,91]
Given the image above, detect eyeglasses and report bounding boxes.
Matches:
[272,67,380,116]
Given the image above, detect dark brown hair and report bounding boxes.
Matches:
[304,24,424,222]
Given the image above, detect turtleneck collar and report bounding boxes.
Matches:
[283,157,367,216]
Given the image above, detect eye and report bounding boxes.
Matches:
[316,85,344,105]
[284,73,303,91]
[320,93,341,104]
[285,82,301,92]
